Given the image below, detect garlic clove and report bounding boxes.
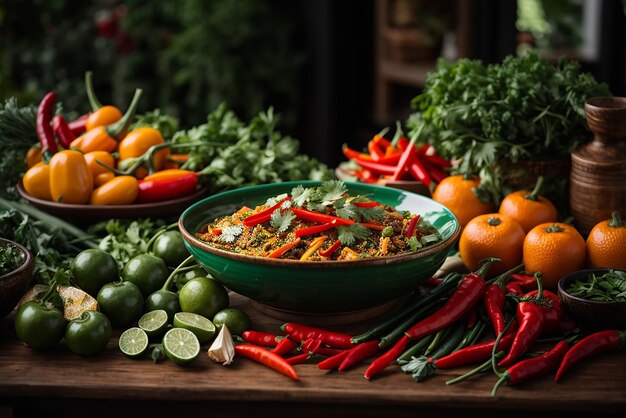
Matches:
[207,324,235,365]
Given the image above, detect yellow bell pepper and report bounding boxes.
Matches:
[90,176,138,205]
[118,127,169,171]
[22,162,52,201]
[49,150,94,204]
[84,151,116,178]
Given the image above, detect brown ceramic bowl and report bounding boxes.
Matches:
[557,269,626,330]
[17,182,210,222]
[0,238,34,318]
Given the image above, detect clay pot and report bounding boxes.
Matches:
[570,97,626,236]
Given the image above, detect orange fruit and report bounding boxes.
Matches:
[459,213,525,278]
[523,222,586,289]
[432,175,495,228]
[586,211,626,269]
[498,177,558,233]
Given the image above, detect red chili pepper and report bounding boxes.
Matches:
[505,282,524,296]
[343,145,372,161]
[435,332,516,369]
[360,222,385,231]
[557,319,578,334]
[318,349,351,370]
[423,153,452,168]
[368,140,386,161]
[465,305,479,329]
[498,301,544,367]
[353,158,397,175]
[36,91,58,159]
[407,156,432,187]
[352,201,379,208]
[318,239,341,257]
[391,140,417,181]
[243,196,291,227]
[68,113,89,136]
[510,273,539,292]
[555,330,626,382]
[373,134,392,150]
[492,340,570,395]
[281,323,354,349]
[422,276,443,288]
[290,208,354,226]
[484,269,516,336]
[302,339,344,357]
[272,336,299,357]
[285,352,311,365]
[51,115,77,148]
[364,259,497,379]
[235,344,299,381]
[338,339,381,372]
[524,289,564,335]
[294,221,337,238]
[242,331,281,348]
[136,172,198,203]
[351,169,378,184]
[404,215,420,238]
[267,238,301,259]
[396,137,409,151]
[421,160,449,183]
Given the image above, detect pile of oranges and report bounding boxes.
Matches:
[433,175,626,288]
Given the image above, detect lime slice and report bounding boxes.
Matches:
[173,312,216,344]
[163,328,200,364]
[119,327,149,358]
[138,310,169,337]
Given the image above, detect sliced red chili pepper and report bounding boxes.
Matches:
[318,349,351,370]
[353,158,397,175]
[555,330,626,382]
[136,172,198,203]
[290,208,353,226]
[67,113,89,136]
[272,336,299,357]
[282,323,354,349]
[492,340,570,395]
[267,238,302,259]
[295,222,337,238]
[352,201,379,208]
[368,140,386,161]
[242,331,281,348]
[404,215,421,238]
[52,115,77,149]
[36,91,58,159]
[360,222,385,231]
[235,344,299,381]
[318,239,341,257]
[285,352,311,365]
[338,339,381,372]
[407,156,432,187]
[243,196,291,227]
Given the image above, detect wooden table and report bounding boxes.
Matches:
[1,289,625,418]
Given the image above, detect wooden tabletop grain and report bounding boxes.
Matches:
[1,287,625,418]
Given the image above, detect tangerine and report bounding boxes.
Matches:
[523,222,586,289]
[498,176,558,233]
[432,175,495,228]
[586,211,626,269]
[459,213,525,278]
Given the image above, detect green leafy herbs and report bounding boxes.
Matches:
[270,209,295,233]
[219,225,244,243]
[0,244,24,276]
[315,180,348,206]
[567,270,626,302]
[337,224,372,246]
[172,104,333,191]
[406,52,611,205]
[131,109,180,141]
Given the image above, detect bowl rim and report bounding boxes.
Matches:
[179,180,460,268]
[0,237,34,280]
[557,268,626,306]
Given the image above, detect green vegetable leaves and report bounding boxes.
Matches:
[337,224,371,246]
[0,243,24,276]
[270,209,295,233]
[567,270,626,302]
[95,219,165,269]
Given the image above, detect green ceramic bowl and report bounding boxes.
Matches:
[179,181,460,313]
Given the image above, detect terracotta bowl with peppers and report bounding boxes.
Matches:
[557,269,626,330]
[179,180,460,314]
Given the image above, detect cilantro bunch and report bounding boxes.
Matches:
[567,270,626,302]
[406,52,611,204]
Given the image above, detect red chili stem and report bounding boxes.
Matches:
[52,115,77,148]
[235,344,299,381]
[338,339,381,372]
[555,330,626,382]
[36,91,58,158]
[282,323,354,349]
[243,196,291,227]
[290,208,354,226]
[242,331,281,348]
[318,239,341,257]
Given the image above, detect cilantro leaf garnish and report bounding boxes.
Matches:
[337,223,372,246]
[219,225,243,243]
[291,185,313,208]
[265,193,288,207]
[270,208,295,232]
[316,180,348,206]
[356,205,387,222]
[334,198,358,221]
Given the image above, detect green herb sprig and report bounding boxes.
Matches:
[567,270,626,302]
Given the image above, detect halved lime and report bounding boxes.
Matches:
[162,328,200,364]
[119,327,149,358]
[138,309,169,337]
[173,312,216,344]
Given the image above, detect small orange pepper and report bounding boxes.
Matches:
[84,71,122,130]
[22,162,52,201]
[84,151,116,178]
[90,175,138,205]
[142,169,197,182]
[25,145,43,169]
[94,171,115,187]
[117,127,169,171]
[49,150,93,204]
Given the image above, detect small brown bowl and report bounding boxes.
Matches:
[0,238,34,318]
[557,269,626,330]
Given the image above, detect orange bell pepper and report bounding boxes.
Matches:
[84,71,122,131]
[90,175,138,205]
[49,150,93,204]
[117,127,169,171]
[22,162,52,201]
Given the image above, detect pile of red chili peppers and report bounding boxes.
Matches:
[341,130,451,188]
[235,262,625,394]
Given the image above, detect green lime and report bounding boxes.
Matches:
[152,231,190,268]
[212,308,251,336]
[137,310,169,337]
[179,277,229,319]
[118,327,149,358]
[174,267,210,290]
[172,312,216,344]
[122,254,169,297]
[162,328,200,364]
[71,249,119,297]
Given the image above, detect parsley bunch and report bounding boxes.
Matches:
[407,52,611,205]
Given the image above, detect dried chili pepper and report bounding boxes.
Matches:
[272,336,299,357]
[235,344,299,381]
[282,323,353,349]
[555,330,626,382]
[36,91,58,159]
[242,331,281,348]
[338,339,381,372]
[492,340,571,396]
